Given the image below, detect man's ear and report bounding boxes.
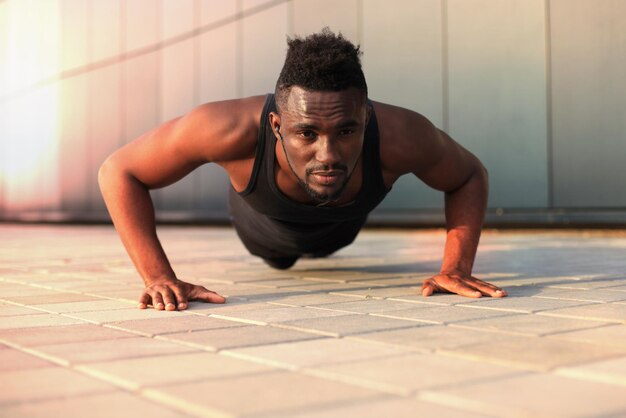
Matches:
[269,111,282,141]
[365,103,372,126]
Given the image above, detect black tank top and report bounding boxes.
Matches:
[228,94,390,258]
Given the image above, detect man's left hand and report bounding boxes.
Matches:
[422,272,507,298]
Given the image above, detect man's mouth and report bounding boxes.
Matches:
[310,170,344,186]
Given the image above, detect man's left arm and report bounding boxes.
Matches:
[419,130,506,298]
[413,128,506,298]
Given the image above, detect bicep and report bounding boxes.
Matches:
[106,115,207,189]
[377,103,481,193]
[103,99,258,189]
[413,128,481,193]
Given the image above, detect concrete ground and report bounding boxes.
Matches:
[1,224,626,418]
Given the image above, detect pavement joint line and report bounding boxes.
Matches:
[208,314,269,326]
[327,292,380,300]
[73,364,141,391]
[446,321,608,338]
[140,387,235,418]
[0,337,71,367]
[386,297,451,306]
[536,311,626,324]
[553,365,626,388]
[154,335,219,352]
[219,349,301,371]
[300,366,413,396]
[417,386,517,417]
[268,322,343,338]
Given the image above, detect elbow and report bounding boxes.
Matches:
[98,154,123,195]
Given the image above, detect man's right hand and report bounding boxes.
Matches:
[138,278,226,311]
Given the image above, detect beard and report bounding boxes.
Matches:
[280,140,355,205]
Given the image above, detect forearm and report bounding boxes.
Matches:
[98,160,176,285]
[440,164,488,276]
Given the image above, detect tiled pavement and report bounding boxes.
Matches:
[1,225,626,417]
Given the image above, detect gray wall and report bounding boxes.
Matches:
[1,0,625,224]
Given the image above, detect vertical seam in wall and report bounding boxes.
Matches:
[545,0,554,209]
[287,0,294,37]
[356,0,363,46]
[193,0,201,210]
[119,0,126,147]
[441,0,449,133]
[236,0,243,98]
[153,0,163,209]
[86,0,94,212]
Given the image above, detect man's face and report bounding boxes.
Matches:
[271,86,369,204]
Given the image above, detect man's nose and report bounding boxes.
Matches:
[315,136,340,164]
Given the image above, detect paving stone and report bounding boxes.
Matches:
[144,371,381,417]
[78,351,275,389]
[329,285,419,299]
[455,296,596,313]
[537,303,626,323]
[107,315,247,336]
[535,288,626,303]
[225,337,409,368]
[162,324,322,350]
[186,300,281,314]
[84,288,145,301]
[17,293,103,305]
[269,396,495,418]
[421,372,626,418]
[307,298,427,314]
[371,305,517,324]
[0,367,116,404]
[279,313,422,337]
[31,299,135,313]
[547,324,626,349]
[451,313,609,336]
[0,324,137,347]
[34,336,195,364]
[213,306,349,325]
[245,278,327,288]
[311,352,520,396]
[549,278,626,290]
[0,347,56,371]
[439,335,624,371]
[347,325,512,352]
[555,355,626,387]
[0,304,46,317]
[63,307,193,324]
[602,283,626,292]
[387,293,468,305]
[0,391,191,418]
[0,287,65,301]
[264,293,357,307]
[0,313,87,329]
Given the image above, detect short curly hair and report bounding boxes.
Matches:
[274,28,368,112]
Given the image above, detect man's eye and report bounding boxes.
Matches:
[300,131,316,139]
[339,129,355,135]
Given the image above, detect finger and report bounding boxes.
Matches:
[190,285,226,304]
[438,276,482,298]
[469,277,508,298]
[138,292,151,309]
[150,291,165,310]
[421,279,436,297]
[160,287,177,311]
[170,284,189,310]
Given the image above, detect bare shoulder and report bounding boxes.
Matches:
[180,95,267,163]
[371,100,446,181]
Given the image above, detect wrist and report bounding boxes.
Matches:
[142,274,177,286]
[439,267,471,277]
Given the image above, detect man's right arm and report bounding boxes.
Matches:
[98,97,263,310]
